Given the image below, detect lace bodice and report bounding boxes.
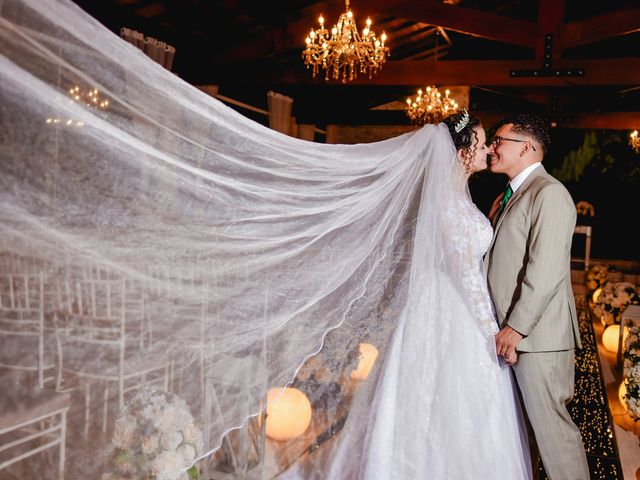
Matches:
[466,201,494,258]
[443,195,498,335]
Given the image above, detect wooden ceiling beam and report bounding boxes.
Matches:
[557,112,640,130]
[474,111,640,130]
[218,0,347,62]
[380,0,538,48]
[402,48,449,62]
[224,58,640,86]
[219,0,540,63]
[345,58,640,86]
[536,0,564,62]
[559,7,640,49]
[385,24,435,44]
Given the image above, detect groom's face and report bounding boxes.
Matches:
[488,123,528,178]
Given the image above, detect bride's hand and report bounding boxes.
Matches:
[488,193,504,222]
[504,351,518,365]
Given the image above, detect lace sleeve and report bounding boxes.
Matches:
[441,198,498,336]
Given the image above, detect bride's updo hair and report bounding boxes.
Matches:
[442,110,481,173]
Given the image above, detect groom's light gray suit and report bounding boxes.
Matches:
[484,165,590,479]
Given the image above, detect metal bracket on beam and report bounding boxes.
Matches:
[510,68,585,78]
[550,114,580,125]
[543,33,553,69]
[510,34,585,78]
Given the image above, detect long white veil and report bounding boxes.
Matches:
[0,0,491,478]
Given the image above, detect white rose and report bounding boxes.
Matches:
[120,460,135,474]
[143,403,162,421]
[178,443,196,465]
[142,435,159,455]
[161,431,183,451]
[611,298,622,308]
[175,407,193,427]
[152,451,183,480]
[182,423,199,443]
[154,405,193,433]
[113,414,137,450]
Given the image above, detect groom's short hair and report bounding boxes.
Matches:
[497,113,551,154]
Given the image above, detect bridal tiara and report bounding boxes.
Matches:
[454,108,469,133]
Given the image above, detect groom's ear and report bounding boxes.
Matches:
[519,143,532,157]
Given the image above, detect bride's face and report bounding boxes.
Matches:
[462,126,490,174]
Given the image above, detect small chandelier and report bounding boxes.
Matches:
[406,86,459,125]
[46,85,109,127]
[630,130,640,153]
[302,0,389,83]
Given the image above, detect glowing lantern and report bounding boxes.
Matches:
[350,343,379,380]
[265,387,312,441]
[602,324,629,353]
[619,382,628,413]
[592,287,602,304]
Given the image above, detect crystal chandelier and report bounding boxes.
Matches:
[630,130,640,153]
[302,0,389,83]
[405,86,459,125]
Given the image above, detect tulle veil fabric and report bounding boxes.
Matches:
[1,0,528,478]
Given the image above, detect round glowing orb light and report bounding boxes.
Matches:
[350,343,379,380]
[602,324,629,353]
[619,382,628,413]
[265,387,312,441]
[592,287,602,304]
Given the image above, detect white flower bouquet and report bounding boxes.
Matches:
[102,387,203,480]
[586,263,609,291]
[622,325,640,421]
[593,282,640,326]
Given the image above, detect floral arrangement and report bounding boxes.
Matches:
[586,263,609,291]
[575,200,595,217]
[592,282,640,326]
[102,387,203,480]
[622,325,640,420]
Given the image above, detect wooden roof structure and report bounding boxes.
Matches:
[75,0,640,129]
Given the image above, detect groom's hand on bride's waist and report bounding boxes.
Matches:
[495,325,524,365]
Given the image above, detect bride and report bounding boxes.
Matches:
[282,111,533,479]
[1,1,530,478]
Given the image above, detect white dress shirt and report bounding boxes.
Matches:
[509,162,541,193]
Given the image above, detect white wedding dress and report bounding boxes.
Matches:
[283,179,533,479]
[331,199,532,479]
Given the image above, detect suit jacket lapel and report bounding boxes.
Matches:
[488,166,548,254]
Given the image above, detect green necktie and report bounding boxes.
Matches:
[497,184,513,216]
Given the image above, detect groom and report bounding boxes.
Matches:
[484,114,589,479]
